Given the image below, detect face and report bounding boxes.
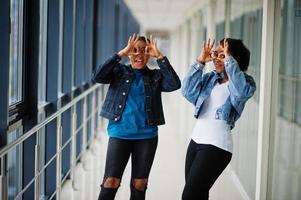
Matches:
[211,45,226,73]
[129,40,150,69]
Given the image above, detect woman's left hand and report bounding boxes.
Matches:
[145,35,164,59]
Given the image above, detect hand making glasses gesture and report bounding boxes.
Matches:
[117,33,164,59]
[145,35,164,59]
[197,38,215,65]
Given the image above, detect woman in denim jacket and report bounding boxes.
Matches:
[92,33,181,200]
[181,38,256,200]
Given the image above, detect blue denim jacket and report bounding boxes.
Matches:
[92,54,181,126]
[182,56,256,129]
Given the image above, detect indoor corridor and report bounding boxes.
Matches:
[1,0,301,200]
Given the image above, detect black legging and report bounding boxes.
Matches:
[182,140,232,200]
[98,136,158,200]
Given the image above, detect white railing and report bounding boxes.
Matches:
[0,84,103,200]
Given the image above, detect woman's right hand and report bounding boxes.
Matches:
[197,38,215,65]
[117,33,139,57]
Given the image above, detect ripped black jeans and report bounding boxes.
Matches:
[98,136,158,200]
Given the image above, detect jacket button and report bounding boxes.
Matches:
[126,80,129,83]
[122,92,126,95]
[119,105,122,108]
[114,117,118,121]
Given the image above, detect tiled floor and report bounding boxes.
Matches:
[65,87,248,200]
[93,89,244,200]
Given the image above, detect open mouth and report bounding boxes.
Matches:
[135,58,144,65]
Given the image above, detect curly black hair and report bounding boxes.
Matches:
[219,38,250,71]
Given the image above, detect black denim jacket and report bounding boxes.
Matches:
[92,54,181,126]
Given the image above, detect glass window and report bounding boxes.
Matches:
[7,128,23,200]
[9,0,24,106]
[38,0,48,103]
[269,0,301,199]
[229,0,263,199]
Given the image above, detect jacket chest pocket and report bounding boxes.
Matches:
[112,75,130,87]
[110,81,123,91]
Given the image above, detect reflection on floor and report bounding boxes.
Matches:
[63,90,236,200]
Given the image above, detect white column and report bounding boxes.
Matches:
[224,0,231,37]
[255,0,277,199]
[206,0,216,39]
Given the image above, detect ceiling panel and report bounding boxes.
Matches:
[124,0,199,31]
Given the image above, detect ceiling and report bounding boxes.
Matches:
[124,0,199,32]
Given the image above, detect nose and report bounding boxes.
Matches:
[213,57,223,64]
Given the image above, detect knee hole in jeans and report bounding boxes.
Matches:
[132,178,148,191]
[102,177,121,189]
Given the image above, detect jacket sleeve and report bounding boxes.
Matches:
[224,56,256,112]
[156,57,181,92]
[92,54,122,84]
[181,61,206,105]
